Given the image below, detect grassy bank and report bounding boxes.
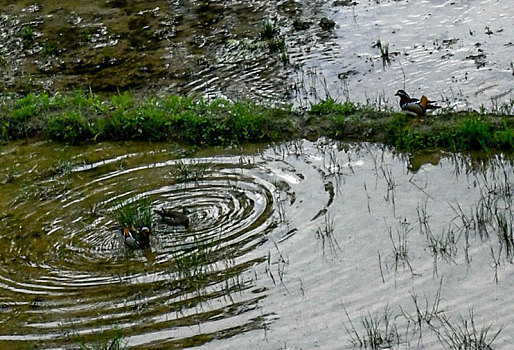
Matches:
[0,90,513,152]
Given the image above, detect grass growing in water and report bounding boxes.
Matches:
[174,160,209,184]
[432,309,503,350]
[343,306,401,348]
[117,198,152,229]
[315,213,342,258]
[78,331,127,350]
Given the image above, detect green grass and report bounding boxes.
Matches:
[310,98,357,116]
[0,90,512,153]
[117,198,152,229]
[41,41,59,57]
[260,20,278,40]
[79,331,127,350]
[46,111,93,144]
[21,25,35,44]
[387,115,514,152]
[258,19,286,54]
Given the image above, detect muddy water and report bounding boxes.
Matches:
[1,1,512,110]
[0,139,513,349]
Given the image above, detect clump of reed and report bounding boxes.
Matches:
[116,197,152,229]
[344,306,401,348]
[174,160,209,184]
[432,309,503,350]
[315,213,342,258]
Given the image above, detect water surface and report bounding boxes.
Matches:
[1,0,512,110]
[0,139,513,348]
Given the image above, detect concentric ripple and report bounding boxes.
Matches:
[3,140,514,349]
[0,142,303,348]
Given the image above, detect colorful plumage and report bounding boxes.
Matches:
[395,89,441,116]
[122,225,151,249]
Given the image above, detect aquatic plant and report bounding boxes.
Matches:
[41,41,59,57]
[260,20,278,40]
[78,331,127,350]
[174,240,213,279]
[258,19,286,54]
[50,157,76,177]
[174,160,209,184]
[388,223,412,274]
[400,280,443,342]
[170,239,219,295]
[373,39,390,66]
[344,306,401,349]
[315,213,342,258]
[21,25,35,44]
[431,309,503,350]
[116,198,152,229]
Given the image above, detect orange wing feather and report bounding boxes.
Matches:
[420,96,428,109]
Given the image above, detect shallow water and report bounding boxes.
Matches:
[0,139,513,349]
[290,0,514,111]
[1,0,512,110]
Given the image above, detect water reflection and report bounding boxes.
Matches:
[0,139,513,348]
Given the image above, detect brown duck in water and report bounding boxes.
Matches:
[154,207,190,228]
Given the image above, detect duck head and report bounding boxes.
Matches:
[395,89,409,98]
[122,225,151,249]
[137,226,151,248]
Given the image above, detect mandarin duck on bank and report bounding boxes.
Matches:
[395,89,441,116]
[154,207,190,228]
[122,225,151,249]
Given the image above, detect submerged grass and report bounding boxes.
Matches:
[0,90,513,153]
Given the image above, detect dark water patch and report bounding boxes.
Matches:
[0,140,290,348]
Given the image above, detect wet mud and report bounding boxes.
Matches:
[1,1,512,109]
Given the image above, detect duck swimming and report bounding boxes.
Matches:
[154,207,190,228]
[122,225,151,249]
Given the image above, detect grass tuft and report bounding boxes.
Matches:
[117,198,152,229]
[46,111,93,144]
[344,306,401,349]
[432,309,503,350]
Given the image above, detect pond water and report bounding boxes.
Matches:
[1,0,512,111]
[0,139,513,349]
[289,0,514,110]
